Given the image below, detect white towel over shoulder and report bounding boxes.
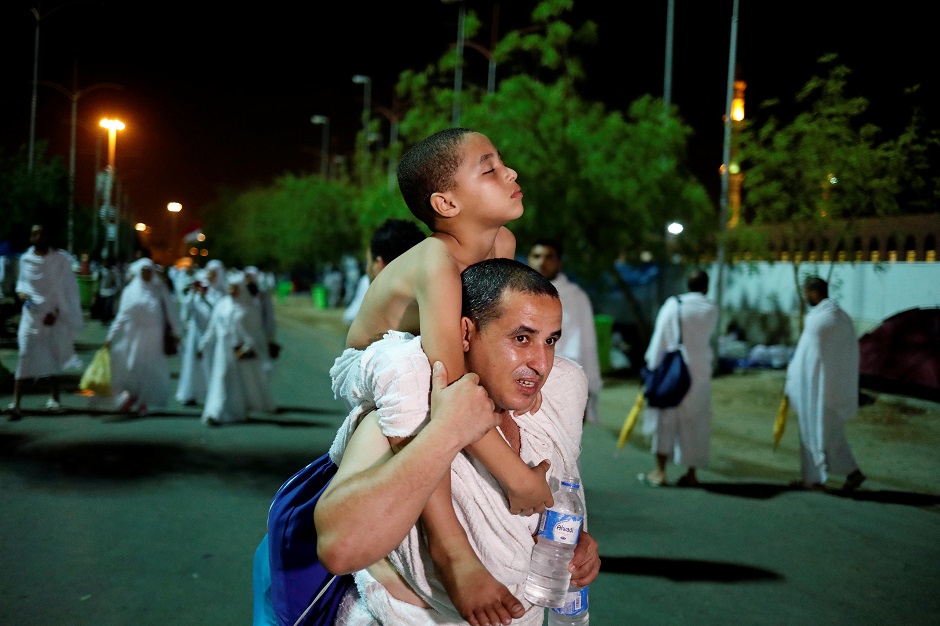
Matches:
[328,331,431,463]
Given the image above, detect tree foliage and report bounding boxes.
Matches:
[734,54,938,262]
[0,142,69,250]
[731,53,939,302]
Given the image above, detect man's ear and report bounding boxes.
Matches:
[430,192,460,219]
[460,316,474,352]
[373,256,388,273]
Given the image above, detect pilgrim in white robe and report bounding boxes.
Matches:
[642,292,718,469]
[174,275,213,405]
[14,246,83,379]
[106,258,182,412]
[199,272,274,425]
[552,272,603,423]
[785,297,861,485]
[329,332,588,626]
[244,266,277,375]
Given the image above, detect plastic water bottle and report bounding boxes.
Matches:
[524,476,585,608]
[548,583,589,625]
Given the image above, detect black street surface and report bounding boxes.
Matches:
[2,296,938,625]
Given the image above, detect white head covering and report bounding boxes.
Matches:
[205,259,228,293]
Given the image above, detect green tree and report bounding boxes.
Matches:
[201,174,362,276]
[0,142,68,249]
[393,0,713,339]
[734,53,939,307]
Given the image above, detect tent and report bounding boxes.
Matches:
[859,307,940,403]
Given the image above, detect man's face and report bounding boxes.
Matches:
[30,225,48,250]
[365,247,381,281]
[527,244,562,281]
[804,287,822,307]
[463,290,562,414]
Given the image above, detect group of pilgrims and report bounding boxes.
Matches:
[103,257,279,424]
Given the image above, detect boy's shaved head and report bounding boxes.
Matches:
[398,127,477,229]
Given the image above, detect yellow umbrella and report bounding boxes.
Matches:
[773,395,789,450]
[617,390,646,449]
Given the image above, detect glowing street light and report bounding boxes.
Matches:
[99,118,125,259]
[135,222,146,231]
[666,221,684,236]
[168,202,182,260]
[99,118,125,168]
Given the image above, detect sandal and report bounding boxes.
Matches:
[637,472,666,487]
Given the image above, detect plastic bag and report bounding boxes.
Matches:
[79,347,112,396]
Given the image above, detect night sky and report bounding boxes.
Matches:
[1,1,935,239]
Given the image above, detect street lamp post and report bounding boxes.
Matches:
[374,105,401,191]
[99,118,125,260]
[352,75,371,186]
[168,202,181,261]
[442,0,466,126]
[39,73,121,254]
[310,115,330,178]
[715,0,741,367]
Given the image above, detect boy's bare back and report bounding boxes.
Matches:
[347,228,516,372]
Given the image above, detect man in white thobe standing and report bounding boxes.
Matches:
[4,224,83,421]
[785,276,866,491]
[527,237,604,423]
[640,269,718,487]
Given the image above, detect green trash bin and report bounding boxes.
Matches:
[312,284,328,310]
[594,314,614,375]
[276,280,293,301]
[76,275,98,310]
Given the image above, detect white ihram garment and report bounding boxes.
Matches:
[551,273,603,423]
[329,332,588,626]
[14,247,83,379]
[106,259,181,409]
[199,276,275,425]
[175,288,213,404]
[642,292,718,468]
[785,298,861,484]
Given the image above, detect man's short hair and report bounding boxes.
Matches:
[370,219,426,264]
[398,127,476,230]
[803,276,828,298]
[687,269,709,293]
[461,258,559,330]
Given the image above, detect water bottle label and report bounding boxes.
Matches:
[538,509,583,544]
[550,586,589,616]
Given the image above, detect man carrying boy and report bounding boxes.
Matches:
[330,128,557,621]
[318,258,600,625]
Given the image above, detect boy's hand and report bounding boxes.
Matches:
[568,530,601,587]
[430,361,499,449]
[506,460,554,515]
[436,550,525,626]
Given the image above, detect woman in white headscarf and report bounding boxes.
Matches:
[174,269,213,406]
[198,270,275,426]
[204,259,228,307]
[103,258,182,416]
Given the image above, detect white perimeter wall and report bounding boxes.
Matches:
[710,261,940,342]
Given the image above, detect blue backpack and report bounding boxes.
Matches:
[264,452,354,626]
